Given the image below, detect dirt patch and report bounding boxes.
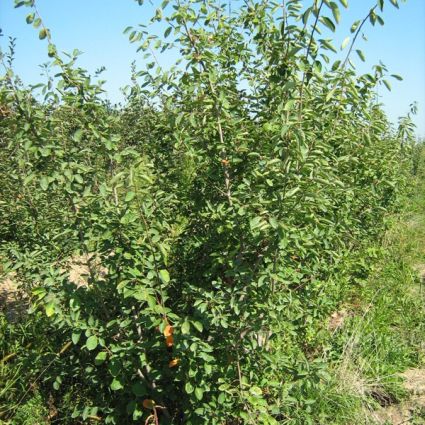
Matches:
[413,264,425,282]
[0,274,17,304]
[67,254,108,287]
[372,403,408,425]
[0,252,109,321]
[372,397,425,424]
[405,214,425,229]
[0,274,27,322]
[401,369,425,396]
[372,369,425,424]
[328,308,352,332]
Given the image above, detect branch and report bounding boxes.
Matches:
[176,1,233,206]
[298,0,325,119]
[342,5,377,70]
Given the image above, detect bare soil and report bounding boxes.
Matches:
[372,369,425,424]
[0,273,26,322]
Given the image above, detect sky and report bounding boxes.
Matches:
[1,0,424,136]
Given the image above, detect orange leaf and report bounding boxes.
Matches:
[142,399,155,410]
[165,335,174,347]
[163,325,173,337]
[169,358,180,368]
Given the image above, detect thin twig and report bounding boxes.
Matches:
[341,6,377,70]
[299,0,324,119]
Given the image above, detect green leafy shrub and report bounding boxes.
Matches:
[0,0,417,423]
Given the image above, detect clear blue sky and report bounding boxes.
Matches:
[1,0,424,136]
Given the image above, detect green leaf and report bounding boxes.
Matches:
[26,13,34,24]
[192,321,203,332]
[391,74,403,81]
[182,321,191,334]
[154,8,162,21]
[389,0,399,8]
[330,2,340,24]
[285,187,300,198]
[269,217,279,229]
[39,29,47,40]
[250,216,262,231]
[339,0,348,8]
[332,60,341,70]
[72,129,83,142]
[326,88,337,102]
[320,16,336,32]
[321,39,337,53]
[185,382,194,394]
[45,302,55,317]
[23,174,35,186]
[32,287,46,299]
[95,351,108,365]
[108,359,121,377]
[72,332,81,345]
[195,387,204,400]
[356,49,366,62]
[33,18,41,28]
[126,401,136,415]
[382,80,391,91]
[110,378,124,391]
[302,8,312,25]
[159,269,170,283]
[341,36,350,50]
[250,386,263,396]
[350,20,360,33]
[125,191,136,202]
[132,382,147,396]
[86,335,98,351]
[40,177,49,191]
[283,99,295,111]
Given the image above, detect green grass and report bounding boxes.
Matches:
[9,393,49,425]
[318,151,425,424]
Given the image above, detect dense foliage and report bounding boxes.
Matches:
[0,0,419,423]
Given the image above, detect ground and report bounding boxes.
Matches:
[368,171,425,424]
